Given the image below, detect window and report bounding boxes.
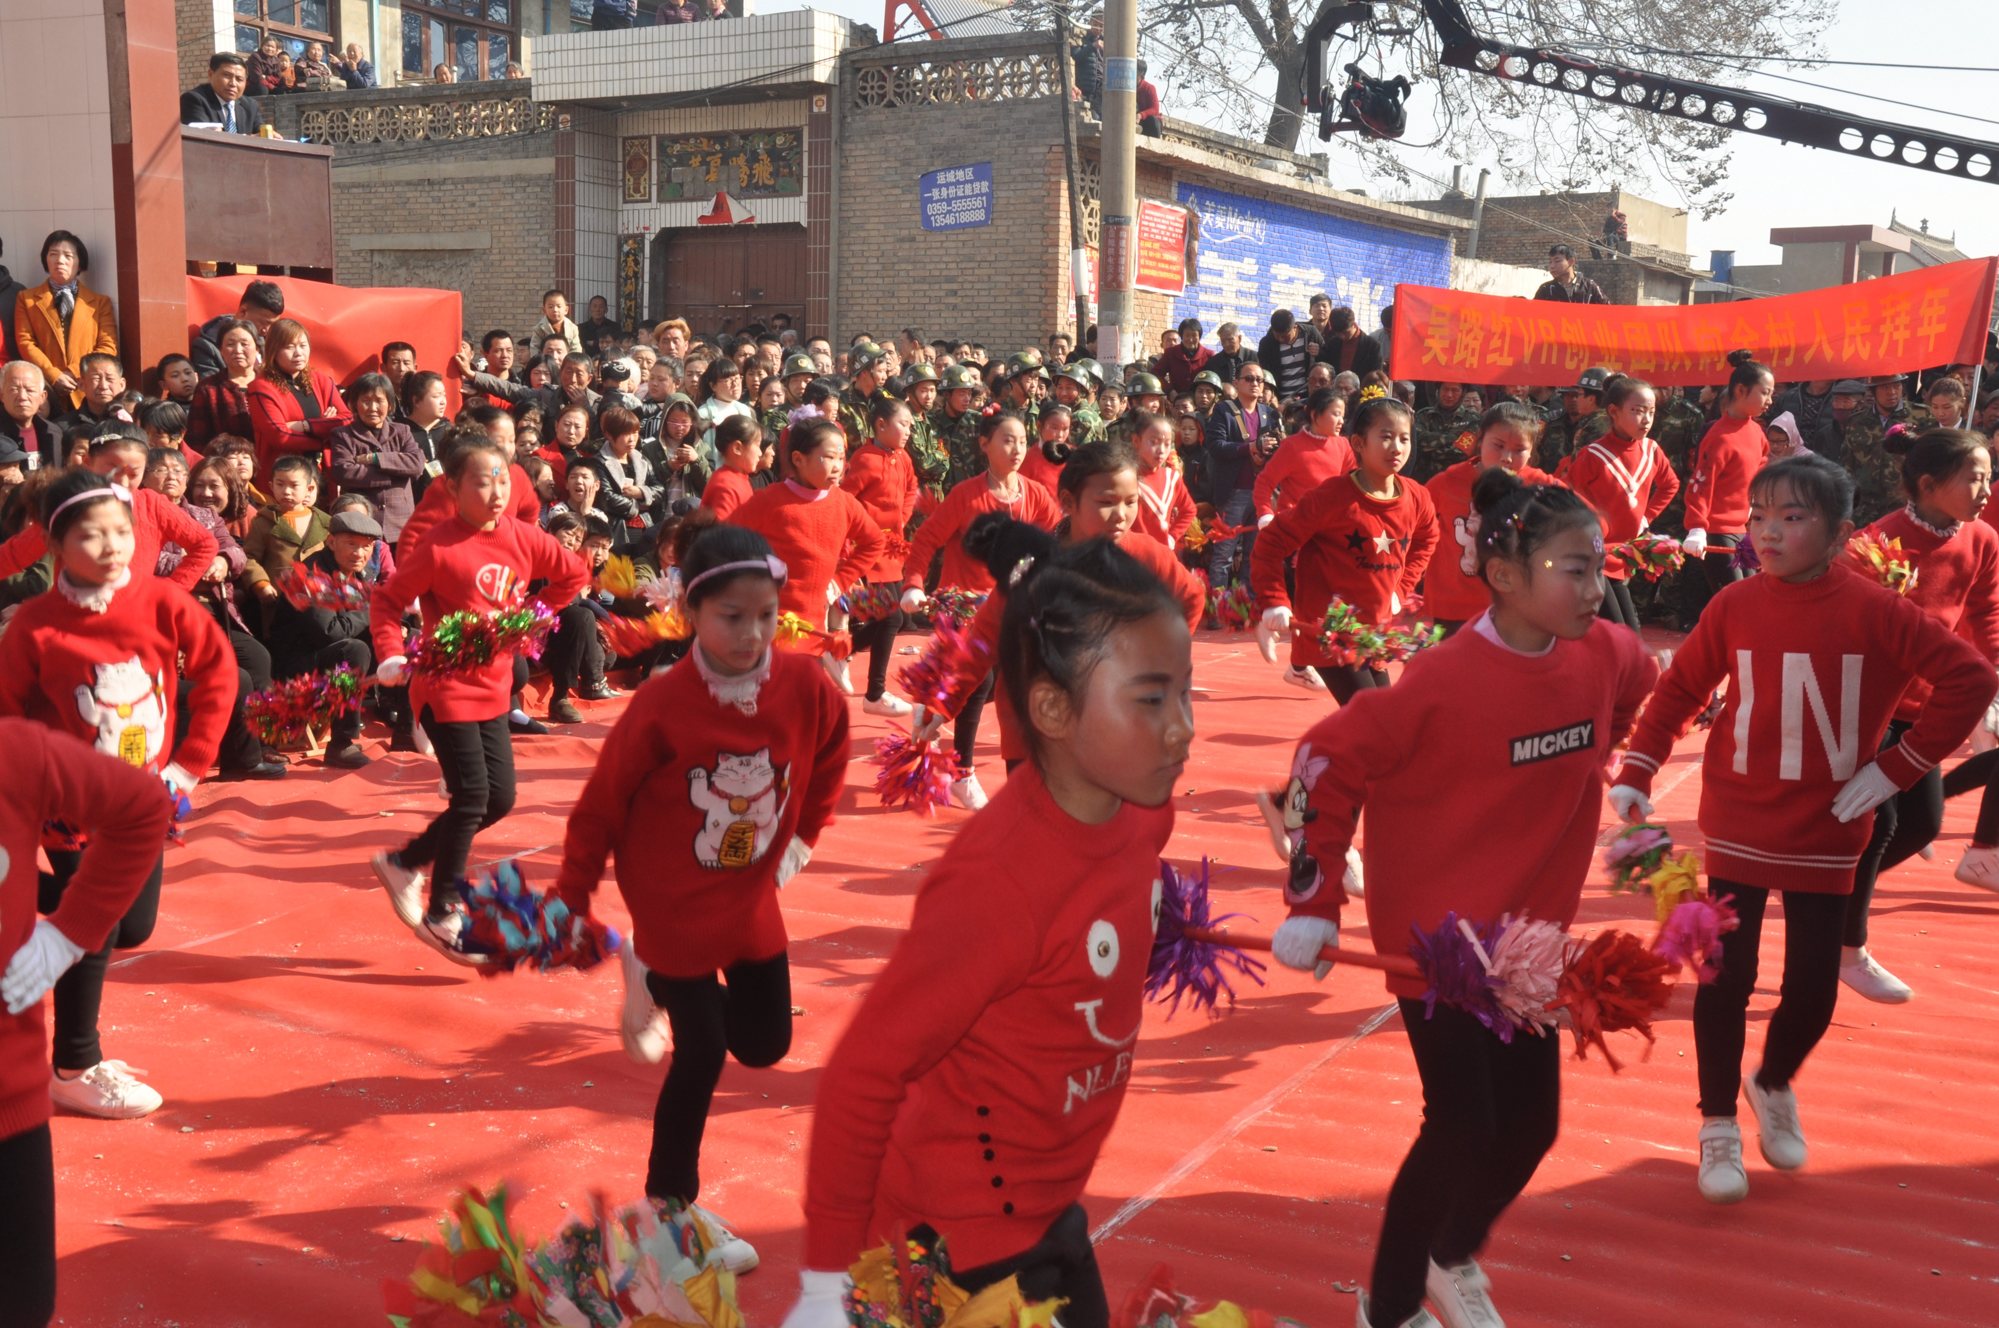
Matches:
[403,0,518,80]
[233,0,334,62]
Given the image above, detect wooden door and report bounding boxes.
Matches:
[652,225,806,337]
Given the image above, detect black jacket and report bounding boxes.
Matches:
[179,85,261,134]
[1203,399,1282,497]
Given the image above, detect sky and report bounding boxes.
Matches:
[759,0,1998,273]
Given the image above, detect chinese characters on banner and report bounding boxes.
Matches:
[918,163,994,231]
[621,137,652,204]
[657,130,804,202]
[1133,199,1189,295]
[1391,257,1999,387]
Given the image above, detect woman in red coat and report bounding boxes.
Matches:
[187,319,263,450]
[246,318,350,488]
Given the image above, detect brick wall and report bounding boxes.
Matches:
[177,0,223,92]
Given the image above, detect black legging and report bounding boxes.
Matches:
[396,711,516,916]
[644,953,793,1203]
[1685,540,1745,624]
[544,602,600,701]
[38,849,164,1073]
[956,1204,1108,1328]
[1314,663,1390,706]
[0,1124,55,1328]
[1694,879,1846,1118]
[1367,999,1560,1327]
[1941,749,1999,847]
[956,670,995,769]
[1844,722,1943,947]
[1598,578,1640,631]
[852,604,905,702]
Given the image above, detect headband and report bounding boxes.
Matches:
[685,554,787,595]
[48,482,131,527]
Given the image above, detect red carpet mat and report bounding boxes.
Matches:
[48,635,1999,1325]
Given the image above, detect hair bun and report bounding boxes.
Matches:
[1725,348,1756,368]
[1470,465,1524,516]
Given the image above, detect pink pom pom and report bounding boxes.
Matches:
[1653,892,1740,984]
[870,733,962,816]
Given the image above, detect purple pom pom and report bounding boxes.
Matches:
[1410,912,1511,1039]
[1145,858,1267,1017]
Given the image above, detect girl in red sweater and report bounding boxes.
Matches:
[556,516,849,1276]
[840,399,921,716]
[0,471,240,1122]
[1254,386,1354,527]
[1018,404,1073,492]
[0,721,175,1327]
[368,438,587,963]
[700,415,762,521]
[786,536,1193,1328]
[1272,468,1654,1328]
[1131,412,1196,551]
[1423,402,1559,635]
[1612,453,1991,1207]
[1836,430,1999,1005]
[1681,350,1773,617]
[1564,374,1680,632]
[1251,396,1439,701]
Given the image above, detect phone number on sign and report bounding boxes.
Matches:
[926,200,989,224]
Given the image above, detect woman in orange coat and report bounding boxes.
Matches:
[12,231,117,408]
[246,318,351,488]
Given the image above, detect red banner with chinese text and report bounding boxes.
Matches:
[1391,257,1998,387]
[186,275,464,411]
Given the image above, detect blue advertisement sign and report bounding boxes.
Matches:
[920,163,994,231]
[1171,183,1451,329]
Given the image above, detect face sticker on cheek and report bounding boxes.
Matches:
[1086,919,1120,978]
[1591,531,1605,555]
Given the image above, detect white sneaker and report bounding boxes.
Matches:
[413,722,435,757]
[1343,845,1366,899]
[690,1204,760,1273]
[620,944,669,1065]
[372,851,427,929]
[416,910,493,967]
[1283,665,1326,691]
[862,694,913,718]
[1697,1118,1749,1204]
[1916,842,1936,861]
[949,773,988,811]
[819,652,855,695]
[1955,844,1999,892]
[1354,1294,1441,1328]
[50,1060,163,1120]
[1426,1258,1503,1328]
[1839,945,1912,1004]
[1744,1076,1807,1171]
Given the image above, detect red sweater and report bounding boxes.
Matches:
[1018,445,1066,494]
[1287,620,1656,998]
[394,463,540,561]
[731,481,887,630]
[1250,474,1440,667]
[1134,466,1197,550]
[702,468,756,521]
[368,516,587,723]
[0,488,217,594]
[1253,431,1355,521]
[1620,564,1994,892]
[1681,414,1766,537]
[903,475,1061,594]
[247,369,352,489]
[1852,508,1999,721]
[841,442,921,581]
[1421,462,1561,623]
[0,574,237,778]
[555,650,848,978]
[1566,434,1679,580]
[803,763,1174,1271]
[0,722,173,1141]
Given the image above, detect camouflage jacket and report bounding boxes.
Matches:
[1410,406,1481,483]
[1653,399,1708,479]
[931,406,986,490]
[1069,403,1106,448]
[1537,408,1609,474]
[907,412,950,500]
[1844,403,1932,527]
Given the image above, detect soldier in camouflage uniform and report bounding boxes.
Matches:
[999,352,1046,436]
[931,363,986,490]
[899,363,950,504]
[838,342,893,447]
[1844,374,1931,527]
[766,352,816,441]
[1051,365,1104,446]
[1536,366,1610,473]
[1410,382,1481,483]
[1108,373,1168,450]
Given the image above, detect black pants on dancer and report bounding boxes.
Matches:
[39,849,164,1074]
[392,710,516,918]
[851,604,905,703]
[0,1123,55,1328]
[1315,663,1389,707]
[1597,578,1640,632]
[1367,1000,1560,1327]
[1844,721,1944,949]
[958,1204,1108,1328]
[955,671,995,771]
[1694,880,1845,1118]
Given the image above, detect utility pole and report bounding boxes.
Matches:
[1055,14,1092,341]
[1096,0,1137,374]
[1465,168,1489,261]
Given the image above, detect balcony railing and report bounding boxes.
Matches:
[267,80,558,147]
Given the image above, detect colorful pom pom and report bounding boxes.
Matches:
[925,588,987,630]
[277,561,369,613]
[1317,599,1443,669]
[596,553,640,599]
[1847,531,1919,596]
[871,733,963,816]
[1409,912,1508,1036]
[1653,891,1740,985]
[383,1184,544,1327]
[1611,533,1686,581]
[895,616,993,717]
[408,603,558,679]
[1145,858,1268,1016]
[599,610,681,659]
[844,1227,1052,1328]
[245,664,369,746]
[1730,540,1761,573]
[1550,929,1677,1071]
[1206,581,1255,633]
[1603,823,1674,894]
[455,860,622,977]
[845,582,906,625]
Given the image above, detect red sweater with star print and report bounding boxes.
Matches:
[368,515,586,723]
[1134,465,1197,550]
[1565,433,1680,581]
[841,443,921,582]
[1619,563,1993,893]
[732,480,887,627]
[1421,462,1562,623]
[0,721,174,1141]
[1253,429,1355,521]
[1681,414,1765,537]
[1850,507,1999,722]
[394,463,541,562]
[0,574,237,778]
[0,487,217,594]
[902,474,1062,594]
[555,650,849,978]
[1250,473,1440,668]
[803,763,1174,1271]
[701,467,756,521]
[1286,620,1656,998]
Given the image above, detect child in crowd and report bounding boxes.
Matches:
[1271,469,1656,1328]
[556,516,850,1275]
[1019,404,1073,491]
[329,373,426,544]
[1612,453,1991,1206]
[787,536,1192,1328]
[1681,350,1774,613]
[1255,387,1355,529]
[1131,413,1196,551]
[367,437,586,961]
[1252,397,1438,701]
[650,394,709,509]
[700,416,762,521]
[139,401,192,465]
[1564,374,1679,632]
[1422,402,1557,635]
[839,398,921,717]
[242,455,330,611]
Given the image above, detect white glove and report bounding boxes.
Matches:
[826,581,841,606]
[1607,784,1654,824]
[781,1270,852,1328]
[909,705,946,746]
[2,919,87,1016]
[1389,590,1402,616]
[775,834,813,888]
[1272,915,1338,981]
[1256,606,1292,665]
[1256,513,1274,530]
[376,655,410,687]
[900,587,927,615]
[1682,528,1708,559]
[161,761,199,796]
[1832,761,1899,823]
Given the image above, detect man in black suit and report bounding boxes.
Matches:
[180,53,261,134]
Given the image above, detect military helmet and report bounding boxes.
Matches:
[940,364,982,392]
[781,353,817,379]
[1125,372,1166,398]
[1191,370,1225,391]
[903,363,940,385]
[850,341,887,371]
